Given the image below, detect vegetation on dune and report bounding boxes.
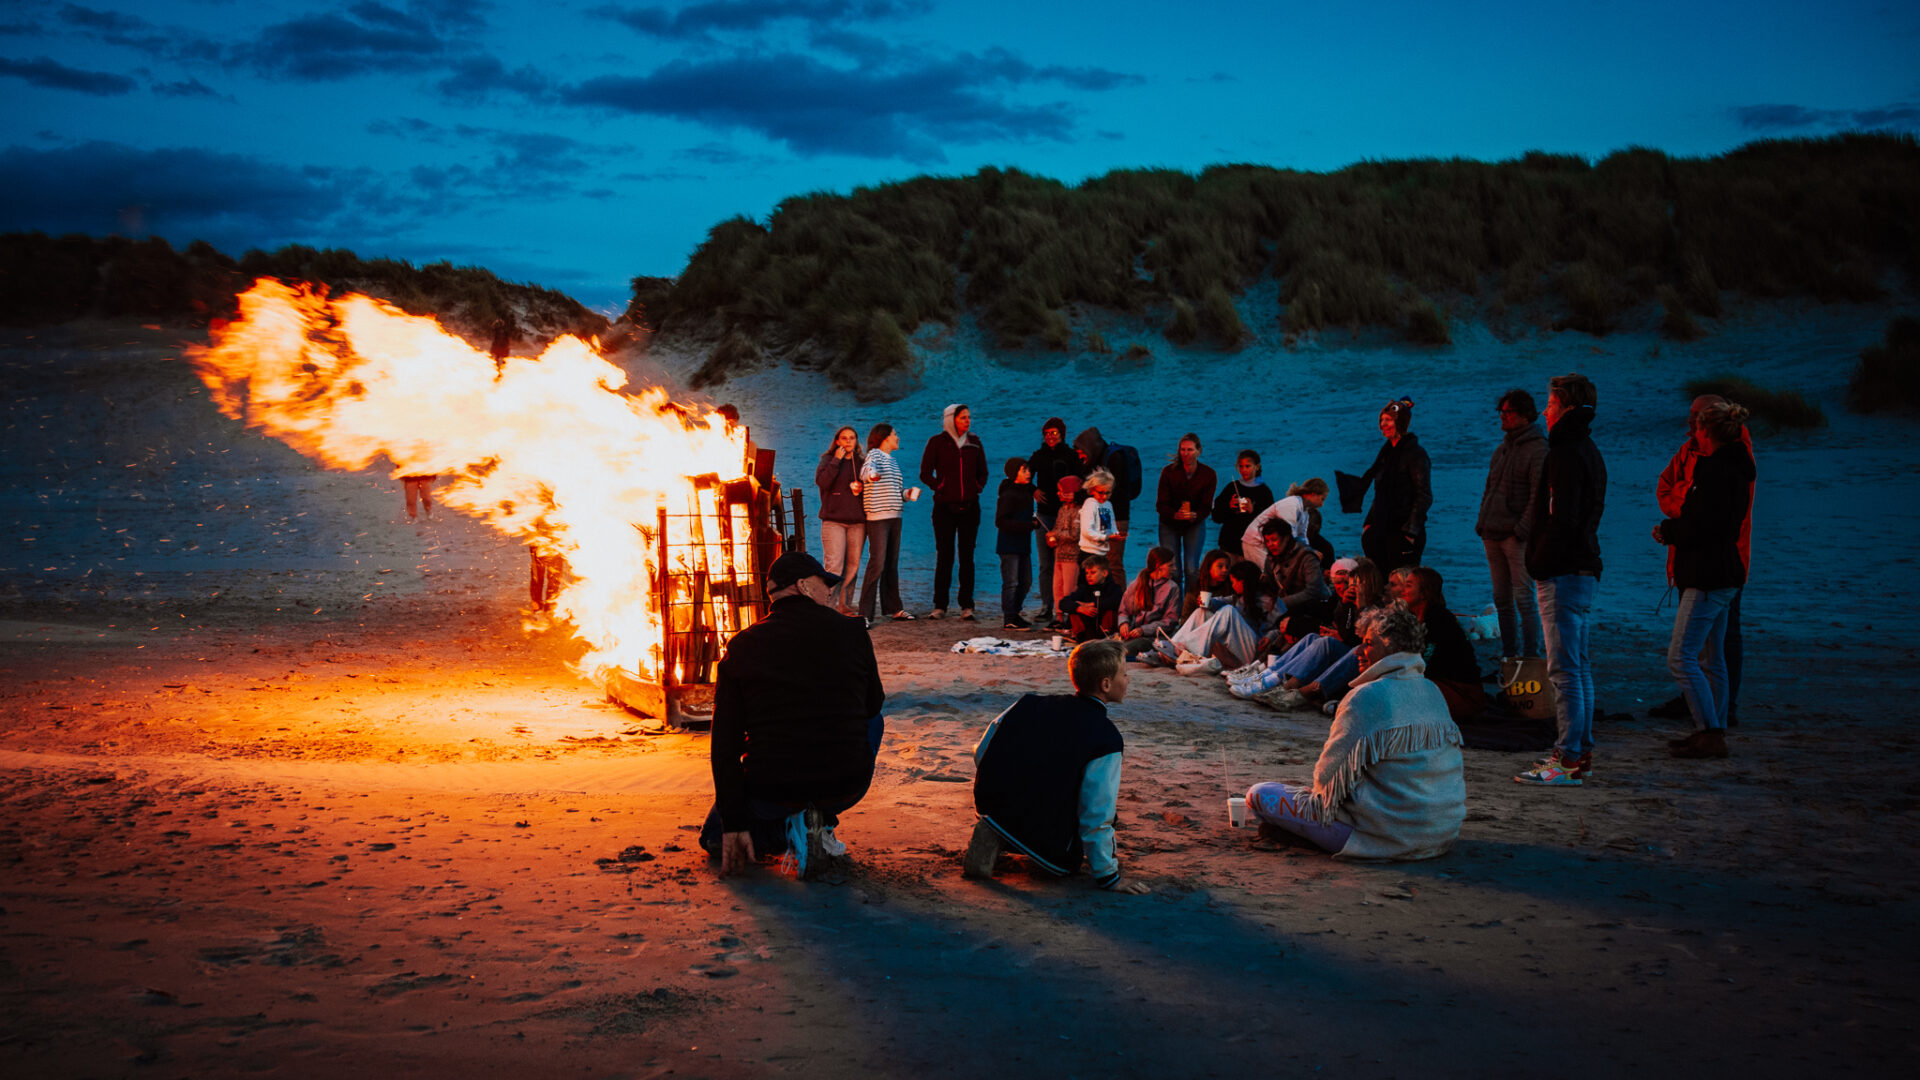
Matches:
[0,233,608,345]
[1683,375,1828,431]
[643,134,1919,392]
[1848,316,1920,414]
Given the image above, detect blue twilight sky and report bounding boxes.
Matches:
[3,0,1917,312]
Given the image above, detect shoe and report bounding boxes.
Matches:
[961,819,1001,880]
[800,808,831,880]
[960,608,976,621]
[1176,656,1223,677]
[1139,650,1174,668]
[1515,751,1586,786]
[1531,750,1591,780]
[1670,729,1729,759]
[1254,687,1307,710]
[819,825,847,857]
[928,608,946,620]
[1225,660,1267,681]
[891,611,915,621]
[1152,639,1182,662]
[783,811,810,876]
[1035,609,1053,624]
[1003,615,1032,630]
[1648,695,1689,720]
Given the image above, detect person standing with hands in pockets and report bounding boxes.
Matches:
[921,404,988,620]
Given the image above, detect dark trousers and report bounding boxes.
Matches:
[1362,524,1422,576]
[859,517,903,618]
[1069,608,1116,642]
[999,551,1032,618]
[699,714,886,857]
[931,500,980,610]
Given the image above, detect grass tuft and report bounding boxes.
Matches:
[1683,374,1827,430]
[1847,317,1920,414]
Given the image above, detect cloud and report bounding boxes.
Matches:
[434,54,552,102]
[53,3,210,62]
[0,141,363,243]
[592,1,929,42]
[1732,102,1920,133]
[562,50,1117,160]
[248,3,449,80]
[0,54,136,94]
[151,76,225,99]
[363,118,634,200]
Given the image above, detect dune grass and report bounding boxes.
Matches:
[646,134,1919,387]
[1847,317,1920,414]
[1683,375,1827,431]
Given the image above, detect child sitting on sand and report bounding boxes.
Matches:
[1063,553,1123,643]
[963,639,1150,894]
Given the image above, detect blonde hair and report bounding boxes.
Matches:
[1069,638,1125,693]
[1085,467,1116,492]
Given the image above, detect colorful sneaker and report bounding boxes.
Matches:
[961,819,1001,880]
[1515,752,1586,786]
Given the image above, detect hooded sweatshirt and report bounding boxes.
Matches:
[1072,427,1131,521]
[920,404,988,504]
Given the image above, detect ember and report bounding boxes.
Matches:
[190,279,774,713]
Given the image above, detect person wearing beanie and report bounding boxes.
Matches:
[1342,397,1432,575]
[1027,417,1084,625]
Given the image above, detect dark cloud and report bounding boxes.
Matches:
[968,47,1143,92]
[434,54,552,103]
[0,141,361,243]
[0,54,136,94]
[1732,102,1920,133]
[592,1,930,42]
[562,51,1114,160]
[54,3,199,60]
[151,76,225,99]
[249,3,448,80]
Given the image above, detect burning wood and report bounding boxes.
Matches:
[190,279,776,718]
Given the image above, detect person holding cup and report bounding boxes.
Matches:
[1211,449,1274,554]
[1154,433,1217,595]
[814,425,867,616]
[857,423,914,624]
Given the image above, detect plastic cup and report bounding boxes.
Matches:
[1227,795,1248,828]
[904,487,920,502]
[1050,635,1065,651]
[1198,591,1211,607]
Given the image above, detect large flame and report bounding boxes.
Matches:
[190,278,752,683]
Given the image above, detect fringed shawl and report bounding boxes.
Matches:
[1296,651,1466,861]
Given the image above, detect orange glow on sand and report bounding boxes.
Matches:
[190,278,753,687]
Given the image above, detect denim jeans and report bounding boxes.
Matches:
[819,520,866,609]
[1482,534,1543,658]
[1245,781,1353,852]
[859,517,903,619]
[931,500,980,610]
[1159,519,1208,595]
[1537,574,1597,756]
[999,551,1032,619]
[1668,586,1739,731]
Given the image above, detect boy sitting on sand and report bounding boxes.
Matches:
[1063,553,1123,643]
[963,639,1151,894]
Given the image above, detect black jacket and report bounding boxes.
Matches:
[1361,433,1433,539]
[1211,479,1274,551]
[1421,603,1481,685]
[711,596,885,831]
[973,693,1123,874]
[1661,440,1754,591]
[1027,442,1085,520]
[994,479,1040,555]
[1526,407,1607,581]
[920,432,989,505]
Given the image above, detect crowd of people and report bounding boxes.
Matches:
[712,377,1754,884]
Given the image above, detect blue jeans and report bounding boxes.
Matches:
[1537,574,1597,756]
[1314,648,1361,698]
[1159,520,1208,595]
[1482,534,1543,658]
[1246,781,1353,852]
[1668,587,1739,731]
[999,551,1032,619]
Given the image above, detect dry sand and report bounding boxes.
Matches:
[3,322,1918,1077]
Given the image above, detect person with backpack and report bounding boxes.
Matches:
[1026,417,1085,626]
[1073,426,1142,583]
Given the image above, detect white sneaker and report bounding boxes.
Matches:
[819,825,847,857]
[1224,661,1267,681]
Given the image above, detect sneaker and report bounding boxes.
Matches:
[1225,660,1268,681]
[819,825,847,857]
[1176,656,1223,677]
[961,819,1001,880]
[1003,615,1031,630]
[1670,729,1729,759]
[800,808,831,880]
[1152,639,1182,662]
[1139,649,1175,668]
[1515,752,1585,786]
[1255,687,1308,711]
[927,608,946,620]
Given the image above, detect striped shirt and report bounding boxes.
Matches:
[860,449,904,520]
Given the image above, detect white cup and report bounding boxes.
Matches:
[1226,795,1248,828]
[1198,591,1211,607]
[1050,635,1065,651]
[904,487,920,502]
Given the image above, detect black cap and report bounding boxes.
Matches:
[767,550,841,592]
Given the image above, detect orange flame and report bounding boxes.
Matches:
[190,278,751,684]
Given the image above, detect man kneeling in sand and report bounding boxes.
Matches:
[963,639,1151,894]
[701,551,885,880]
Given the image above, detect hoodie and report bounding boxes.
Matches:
[1072,427,1131,521]
[920,404,988,504]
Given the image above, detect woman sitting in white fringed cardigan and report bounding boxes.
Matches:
[1244,603,1465,860]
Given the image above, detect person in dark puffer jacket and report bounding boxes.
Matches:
[1349,397,1432,575]
[1475,389,1549,659]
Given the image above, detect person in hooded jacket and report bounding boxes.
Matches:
[1355,397,1432,574]
[1515,374,1608,788]
[920,403,989,620]
[1475,389,1549,659]
[1027,417,1085,625]
[1654,400,1756,760]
